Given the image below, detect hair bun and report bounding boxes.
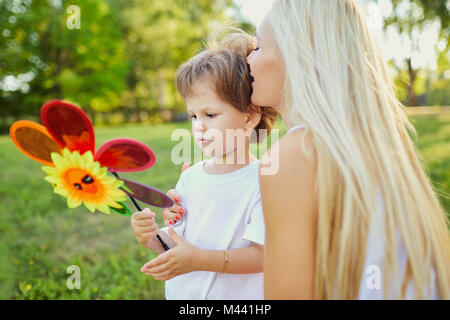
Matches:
[206,26,256,58]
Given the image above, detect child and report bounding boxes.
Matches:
[131,28,278,300]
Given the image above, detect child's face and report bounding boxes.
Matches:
[186,79,252,160]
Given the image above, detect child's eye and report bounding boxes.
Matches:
[253,47,259,51]
[190,114,197,119]
[206,113,216,118]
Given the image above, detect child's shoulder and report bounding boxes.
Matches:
[178,160,204,181]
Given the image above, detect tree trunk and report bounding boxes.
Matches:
[158,70,172,121]
[406,58,418,106]
[158,70,166,110]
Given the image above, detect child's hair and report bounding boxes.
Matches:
[176,26,278,144]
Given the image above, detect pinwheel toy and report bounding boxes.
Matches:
[10,99,173,250]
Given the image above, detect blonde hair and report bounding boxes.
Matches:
[176,27,278,143]
[269,0,450,299]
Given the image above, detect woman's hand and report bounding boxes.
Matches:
[163,163,190,226]
[140,227,201,281]
[163,189,185,225]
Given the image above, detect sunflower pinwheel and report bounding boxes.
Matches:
[10,100,174,216]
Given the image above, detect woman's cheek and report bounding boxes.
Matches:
[251,83,265,107]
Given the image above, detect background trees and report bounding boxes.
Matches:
[0,0,253,131]
[379,0,449,106]
[0,0,448,133]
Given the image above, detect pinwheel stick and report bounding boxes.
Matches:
[111,172,170,251]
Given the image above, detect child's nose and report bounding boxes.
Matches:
[193,119,207,132]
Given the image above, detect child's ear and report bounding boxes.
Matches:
[245,105,262,131]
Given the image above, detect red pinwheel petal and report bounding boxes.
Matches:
[95,138,156,172]
[41,100,95,155]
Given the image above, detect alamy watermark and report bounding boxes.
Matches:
[66,5,81,30]
[366,264,381,290]
[170,128,280,175]
[66,265,81,289]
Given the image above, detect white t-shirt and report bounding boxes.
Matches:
[160,159,265,300]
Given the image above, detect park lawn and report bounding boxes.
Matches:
[0,114,448,299]
[409,114,450,214]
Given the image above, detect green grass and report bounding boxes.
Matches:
[409,114,450,213]
[0,115,448,299]
[0,121,193,299]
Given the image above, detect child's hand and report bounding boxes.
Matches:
[141,227,199,281]
[131,208,159,249]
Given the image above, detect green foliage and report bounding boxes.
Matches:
[118,0,237,114]
[380,0,449,106]
[385,0,448,32]
[426,47,450,106]
[409,113,450,213]
[1,0,129,118]
[0,121,192,299]
[0,0,252,131]
[427,78,450,106]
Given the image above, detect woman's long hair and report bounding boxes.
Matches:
[269,0,449,299]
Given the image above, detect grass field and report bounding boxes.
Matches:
[0,114,448,299]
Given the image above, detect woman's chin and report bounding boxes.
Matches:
[250,95,262,107]
[251,96,272,109]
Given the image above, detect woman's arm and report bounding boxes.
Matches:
[260,130,318,299]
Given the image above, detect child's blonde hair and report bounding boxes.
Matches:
[176,26,278,143]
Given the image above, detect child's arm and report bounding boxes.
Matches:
[141,227,263,280]
[196,243,263,274]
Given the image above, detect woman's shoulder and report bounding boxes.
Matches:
[259,128,317,221]
[260,128,316,182]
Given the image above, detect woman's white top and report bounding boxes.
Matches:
[286,124,307,134]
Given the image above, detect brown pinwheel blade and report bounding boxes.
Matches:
[10,120,61,166]
[41,100,95,155]
[119,178,174,208]
[95,138,156,172]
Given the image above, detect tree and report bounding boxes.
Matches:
[0,0,128,125]
[118,0,249,122]
[0,0,253,131]
[381,0,449,106]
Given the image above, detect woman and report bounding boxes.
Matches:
[246,0,449,299]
